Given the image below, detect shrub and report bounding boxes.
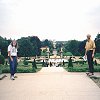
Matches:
[66,65,100,72]
[0,64,3,74]
[74,61,86,65]
[50,62,52,67]
[78,61,84,65]
[23,59,28,65]
[94,60,97,66]
[32,59,37,69]
[63,52,73,56]
[68,57,73,67]
[17,67,33,73]
[42,60,45,67]
[32,67,36,72]
[94,67,100,72]
[63,60,65,66]
[67,67,88,72]
[0,55,5,65]
[2,66,36,73]
[95,53,100,58]
[2,67,10,73]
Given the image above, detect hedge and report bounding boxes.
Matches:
[67,66,100,72]
[0,55,5,65]
[2,67,36,73]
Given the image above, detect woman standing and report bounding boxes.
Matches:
[8,40,18,80]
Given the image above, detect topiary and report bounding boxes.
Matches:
[23,59,28,65]
[94,60,97,66]
[42,60,45,67]
[0,55,5,65]
[32,59,37,69]
[63,60,65,66]
[68,57,73,67]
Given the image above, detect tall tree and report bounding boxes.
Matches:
[0,36,9,58]
[41,39,53,52]
[78,40,87,56]
[64,40,81,56]
[30,36,41,56]
[56,42,63,53]
[18,37,34,57]
[95,33,100,53]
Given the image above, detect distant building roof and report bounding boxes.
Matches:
[40,46,48,51]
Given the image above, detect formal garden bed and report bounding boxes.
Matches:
[65,65,100,72]
[63,60,100,72]
[0,60,43,74]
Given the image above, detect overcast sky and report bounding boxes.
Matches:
[0,0,100,41]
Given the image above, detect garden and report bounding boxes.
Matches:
[0,56,43,74]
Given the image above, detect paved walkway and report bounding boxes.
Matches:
[0,67,100,100]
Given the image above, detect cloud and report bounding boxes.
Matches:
[87,5,100,30]
[0,0,100,40]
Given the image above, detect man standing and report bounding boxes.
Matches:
[85,34,96,76]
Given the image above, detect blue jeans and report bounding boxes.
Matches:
[9,56,17,76]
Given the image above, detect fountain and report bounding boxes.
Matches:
[46,40,68,67]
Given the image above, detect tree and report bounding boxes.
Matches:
[78,40,87,56]
[0,36,9,58]
[41,39,50,47]
[42,60,45,67]
[68,57,73,67]
[64,40,81,56]
[56,42,63,54]
[30,36,41,56]
[95,33,100,53]
[0,55,5,65]
[41,39,53,53]
[23,58,28,65]
[63,60,65,66]
[63,52,73,56]
[18,37,34,57]
[41,50,47,56]
[94,60,97,66]
[32,59,37,69]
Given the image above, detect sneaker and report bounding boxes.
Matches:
[88,73,94,76]
[10,76,15,80]
[86,72,90,76]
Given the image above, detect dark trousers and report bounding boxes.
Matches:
[87,50,94,73]
[9,56,17,76]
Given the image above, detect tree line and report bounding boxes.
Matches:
[0,34,100,58]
